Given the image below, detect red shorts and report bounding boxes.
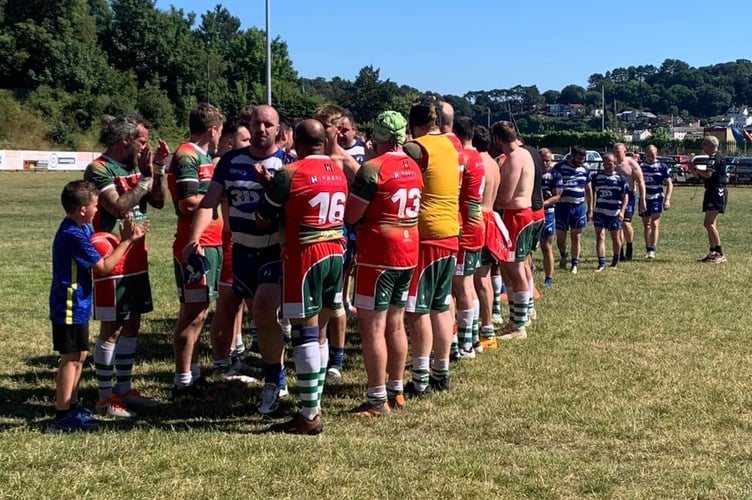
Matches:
[282,240,344,319]
[501,207,537,263]
[483,211,510,263]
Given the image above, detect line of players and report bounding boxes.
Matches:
[541,143,673,281]
[79,97,674,435]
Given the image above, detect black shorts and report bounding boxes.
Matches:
[703,187,727,214]
[52,323,90,355]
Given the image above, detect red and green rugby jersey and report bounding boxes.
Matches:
[263,155,348,250]
[459,147,485,251]
[349,151,423,269]
[84,155,148,274]
[167,142,223,256]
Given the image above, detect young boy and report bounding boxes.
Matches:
[48,180,147,433]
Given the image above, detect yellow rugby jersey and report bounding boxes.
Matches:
[404,134,460,241]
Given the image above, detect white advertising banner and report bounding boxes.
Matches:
[0,150,99,171]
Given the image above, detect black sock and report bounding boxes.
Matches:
[55,409,70,421]
[626,242,633,260]
[714,246,723,255]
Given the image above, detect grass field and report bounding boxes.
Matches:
[2,171,752,499]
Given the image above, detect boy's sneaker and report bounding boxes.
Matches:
[645,250,656,261]
[269,412,323,435]
[387,393,406,410]
[325,366,343,385]
[570,265,578,274]
[116,389,161,409]
[429,376,451,392]
[96,397,137,419]
[595,265,606,273]
[351,400,390,418]
[48,411,100,433]
[256,383,280,415]
[403,381,433,399]
[498,324,527,341]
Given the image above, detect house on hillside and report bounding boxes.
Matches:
[631,129,652,142]
[546,104,583,118]
[710,106,752,128]
[618,110,657,122]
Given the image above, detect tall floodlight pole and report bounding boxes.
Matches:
[265,0,272,105]
[601,86,605,132]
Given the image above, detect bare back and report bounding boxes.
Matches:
[497,146,533,210]
[480,151,500,212]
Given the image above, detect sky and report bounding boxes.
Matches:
[155,0,749,96]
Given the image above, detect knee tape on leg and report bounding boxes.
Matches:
[291,324,320,347]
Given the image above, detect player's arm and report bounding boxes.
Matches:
[139,141,167,210]
[663,175,673,210]
[92,215,149,275]
[175,154,204,215]
[619,190,628,220]
[585,178,593,219]
[494,156,521,210]
[339,146,362,186]
[632,159,647,211]
[184,179,224,259]
[344,162,378,225]
[255,169,289,228]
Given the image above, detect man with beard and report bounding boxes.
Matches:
[185,105,295,416]
[84,113,169,418]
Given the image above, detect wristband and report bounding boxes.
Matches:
[137,175,153,191]
[153,163,165,176]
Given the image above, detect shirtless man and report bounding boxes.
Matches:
[613,142,646,261]
[492,121,535,340]
[471,125,501,350]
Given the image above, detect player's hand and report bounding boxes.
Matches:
[182,241,203,262]
[617,212,624,221]
[587,211,593,222]
[138,144,154,177]
[154,139,170,167]
[664,199,671,211]
[254,163,273,187]
[639,199,647,213]
[119,214,135,241]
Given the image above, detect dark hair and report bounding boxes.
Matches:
[220,120,248,140]
[452,116,475,142]
[409,95,440,129]
[61,180,98,214]
[189,102,225,134]
[472,125,491,152]
[571,145,587,158]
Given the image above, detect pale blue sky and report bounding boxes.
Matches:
[156,0,748,96]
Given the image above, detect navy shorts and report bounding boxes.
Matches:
[554,202,587,231]
[232,244,282,298]
[639,198,664,218]
[593,213,622,232]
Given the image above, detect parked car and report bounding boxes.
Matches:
[552,153,565,162]
[564,150,603,172]
[673,155,707,184]
[730,157,752,184]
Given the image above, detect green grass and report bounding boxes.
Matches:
[2,172,752,498]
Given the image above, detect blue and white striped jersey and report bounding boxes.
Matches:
[593,172,629,217]
[541,169,563,214]
[553,161,590,204]
[641,161,671,201]
[212,147,296,248]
